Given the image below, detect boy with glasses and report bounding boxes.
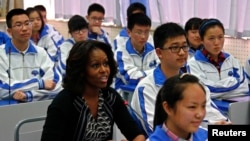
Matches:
[130,22,229,136]
[113,2,154,51]
[58,15,88,77]
[114,13,159,95]
[86,3,112,50]
[0,8,62,102]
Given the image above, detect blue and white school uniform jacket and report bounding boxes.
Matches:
[57,38,75,77]
[30,24,64,63]
[0,31,10,45]
[131,65,228,136]
[0,40,63,101]
[114,38,159,90]
[187,50,249,99]
[113,27,154,51]
[88,29,114,51]
[146,125,208,141]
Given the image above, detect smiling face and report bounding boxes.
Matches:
[85,48,110,89]
[164,83,206,139]
[202,25,225,59]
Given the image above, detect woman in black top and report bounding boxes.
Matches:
[41,40,145,141]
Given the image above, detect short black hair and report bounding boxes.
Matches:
[6,8,28,28]
[153,22,186,49]
[68,15,88,33]
[127,13,151,30]
[127,2,146,17]
[87,3,105,15]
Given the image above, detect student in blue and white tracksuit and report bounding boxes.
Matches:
[131,65,228,136]
[114,13,159,91]
[0,8,62,102]
[58,15,89,77]
[114,2,154,51]
[187,18,249,99]
[86,3,113,51]
[0,41,62,101]
[146,74,208,141]
[131,23,229,137]
[26,8,64,64]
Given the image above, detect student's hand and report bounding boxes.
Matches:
[214,120,232,125]
[13,90,26,101]
[91,26,102,35]
[44,80,56,90]
[132,135,145,141]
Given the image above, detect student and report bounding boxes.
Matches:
[114,2,154,51]
[86,3,112,49]
[34,4,64,40]
[41,40,145,141]
[26,7,63,64]
[114,13,159,93]
[0,31,10,45]
[185,17,203,59]
[187,18,249,99]
[131,22,229,136]
[58,14,88,76]
[34,5,48,23]
[147,74,208,141]
[0,8,62,102]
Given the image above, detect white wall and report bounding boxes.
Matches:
[23,0,55,19]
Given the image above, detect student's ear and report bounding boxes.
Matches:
[7,28,12,37]
[86,15,89,21]
[155,48,162,58]
[162,101,173,116]
[127,28,132,37]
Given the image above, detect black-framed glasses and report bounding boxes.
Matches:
[89,17,104,23]
[12,21,32,30]
[72,29,88,35]
[161,46,190,53]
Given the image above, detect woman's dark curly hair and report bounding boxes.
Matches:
[62,40,117,95]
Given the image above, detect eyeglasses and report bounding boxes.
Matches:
[133,30,150,37]
[89,17,104,23]
[12,21,32,30]
[161,46,189,53]
[72,29,88,35]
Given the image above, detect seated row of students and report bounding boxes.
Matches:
[131,21,231,137]
[0,3,112,102]
[0,5,248,141]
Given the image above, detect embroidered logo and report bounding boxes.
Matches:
[31,70,39,76]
